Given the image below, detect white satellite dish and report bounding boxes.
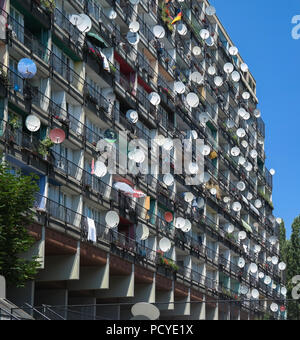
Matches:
[131,303,160,321]
[238,258,245,268]
[177,23,187,36]
[231,147,240,157]
[129,21,140,33]
[258,137,264,145]
[174,81,186,94]
[238,156,246,165]
[175,217,186,230]
[205,5,216,16]
[186,93,199,108]
[182,219,192,233]
[184,192,194,203]
[276,217,283,224]
[238,108,247,118]
[127,31,140,45]
[210,188,217,196]
[254,109,261,118]
[226,223,234,234]
[240,285,249,295]
[148,92,161,106]
[270,303,279,313]
[229,46,239,56]
[163,174,174,186]
[242,92,250,100]
[162,138,174,151]
[126,110,139,123]
[152,25,165,38]
[223,196,231,204]
[199,112,210,124]
[250,263,258,274]
[105,8,117,20]
[258,272,265,279]
[69,14,82,27]
[241,140,248,149]
[196,197,205,208]
[207,65,216,75]
[205,36,214,47]
[270,236,277,245]
[94,161,107,178]
[244,162,253,172]
[214,76,223,87]
[199,172,211,183]
[264,276,272,285]
[199,145,211,156]
[188,162,199,175]
[136,224,150,241]
[192,46,201,56]
[271,256,279,265]
[186,130,198,140]
[281,287,287,296]
[233,202,242,212]
[250,150,258,159]
[267,256,272,263]
[224,62,234,74]
[242,111,250,120]
[237,128,246,138]
[105,211,120,228]
[254,245,261,253]
[191,72,204,84]
[25,115,41,132]
[76,14,92,33]
[231,71,241,82]
[251,289,259,299]
[155,135,166,146]
[238,230,247,240]
[278,262,286,271]
[226,119,235,129]
[270,169,276,176]
[200,29,210,40]
[247,192,253,201]
[159,237,171,252]
[254,199,262,209]
[240,63,249,72]
[237,181,246,192]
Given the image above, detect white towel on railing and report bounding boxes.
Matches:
[100,51,110,72]
[87,217,97,243]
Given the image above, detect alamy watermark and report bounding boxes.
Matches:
[292,275,300,300]
[291,15,300,39]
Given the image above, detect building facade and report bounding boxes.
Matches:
[0,0,286,320]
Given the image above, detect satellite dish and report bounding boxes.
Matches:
[250,263,258,274]
[192,46,201,56]
[276,217,283,224]
[254,109,261,118]
[242,92,250,100]
[244,162,253,172]
[210,188,217,196]
[186,130,198,140]
[186,93,199,108]
[254,199,262,209]
[159,237,171,252]
[240,63,249,72]
[241,140,248,149]
[94,161,107,178]
[207,65,216,75]
[106,92,116,103]
[126,110,139,123]
[226,223,234,234]
[205,36,214,47]
[184,192,194,203]
[264,276,271,285]
[246,192,253,201]
[152,25,165,38]
[232,202,242,212]
[231,147,240,157]
[134,149,146,163]
[237,128,246,138]
[76,14,92,33]
[270,303,279,313]
[205,5,216,16]
[174,81,186,94]
[69,14,82,26]
[242,111,250,120]
[199,172,211,183]
[191,72,204,84]
[199,145,211,156]
[164,212,173,223]
[155,134,166,146]
[238,156,246,165]
[200,29,210,40]
[238,230,247,240]
[267,256,272,263]
[270,236,277,245]
[224,63,234,74]
[148,92,161,106]
[129,21,140,33]
[49,128,66,144]
[229,46,239,56]
[281,287,287,296]
[258,137,264,145]
[188,162,199,175]
[177,23,187,36]
[251,289,259,299]
[271,256,279,265]
[240,285,249,295]
[238,108,247,118]
[25,115,41,132]
[238,258,245,268]
[196,197,205,208]
[270,169,276,176]
[136,224,150,241]
[258,272,265,279]
[105,211,120,228]
[250,150,258,159]
[18,58,37,79]
[199,112,210,124]
[214,76,223,87]
[231,71,241,82]
[223,196,231,203]
[174,217,186,230]
[131,303,160,321]
[254,245,261,253]
[182,219,192,233]
[162,138,174,151]
[237,181,246,192]
[278,262,286,271]
[163,174,174,186]
[104,129,117,143]
[226,119,235,129]
[107,8,117,20]
[127,31,140,45]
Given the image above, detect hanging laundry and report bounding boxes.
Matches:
[171,10,182,25]
[91,158,95,175]
[87,217,97,243]
[99,50,110,72]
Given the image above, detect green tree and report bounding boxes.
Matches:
[0,161,41,288]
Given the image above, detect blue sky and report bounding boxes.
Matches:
[210,0,300,238]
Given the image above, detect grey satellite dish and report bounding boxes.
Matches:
[240,63,249,72]
[129,21,140,33]
[127,31,140,45]
[205,36,214,47]
[76,14,92,33]
[177,23,187,36]
[186,93,199,108]
[214,76,223,87]
[191,72,204,84]
[131,302,160,320]
[174,81,186,94]
[153,25,165,38]
[205,6,216,16]
[208,65,216,75]
[25,115,41,132]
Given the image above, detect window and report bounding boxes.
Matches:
[84,204,101,223]
[52,44,74,81]
[9,58,23,93]
[86,76,101,99]
[10,6,24,43]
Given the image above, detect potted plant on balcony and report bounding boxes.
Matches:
[40,0,56,13]
[38,136,54,159]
